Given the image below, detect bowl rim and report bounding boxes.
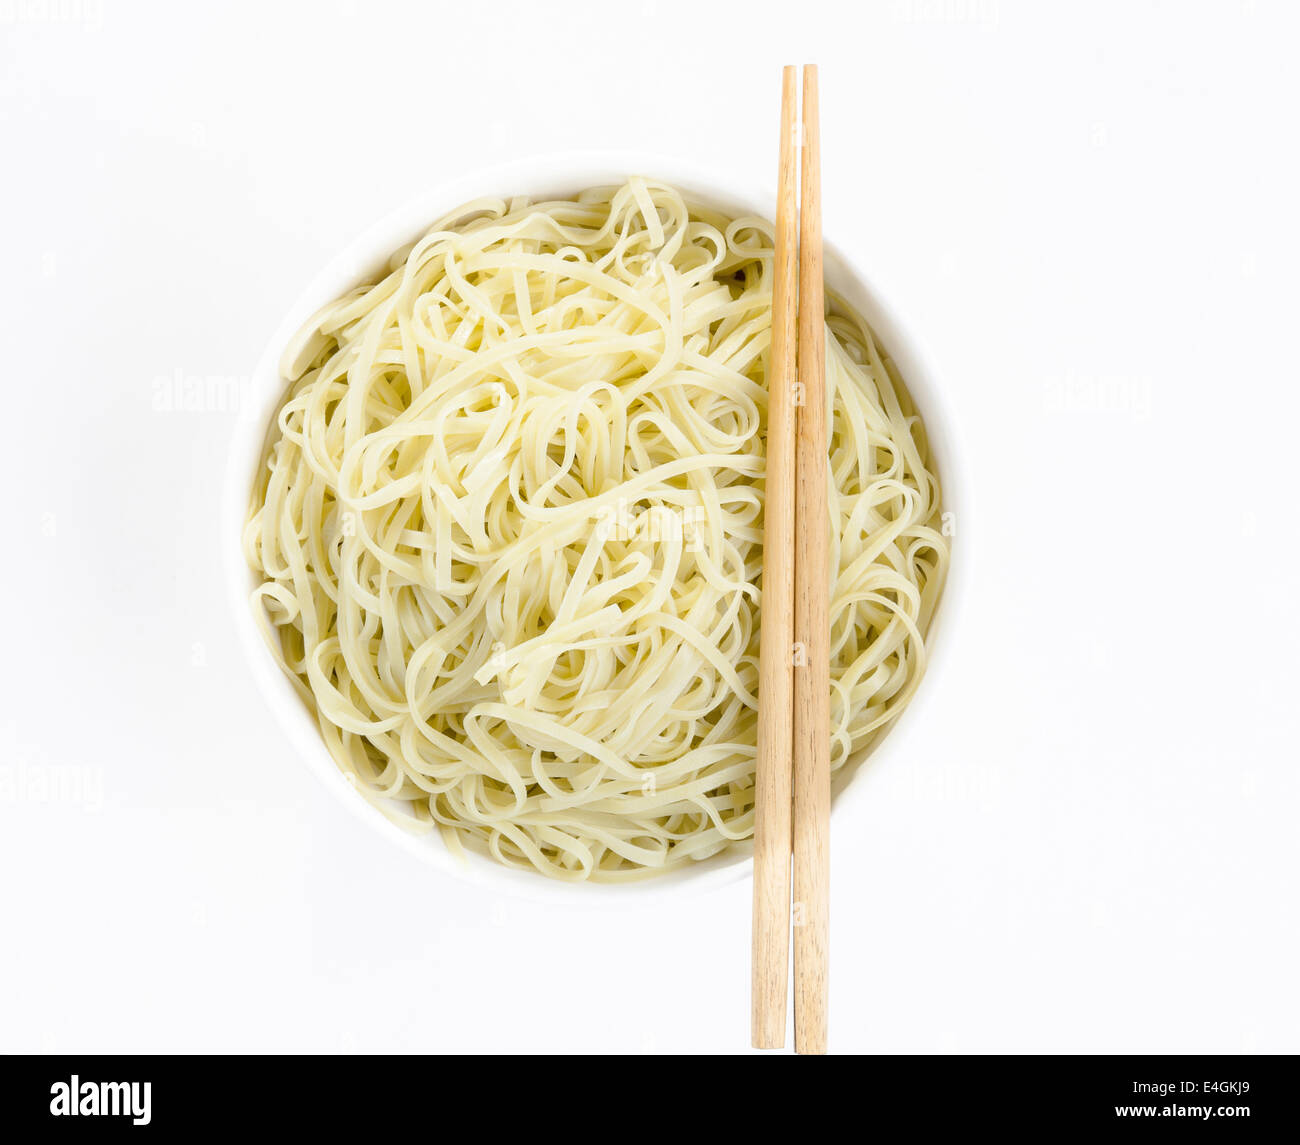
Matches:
[221,149,970,907]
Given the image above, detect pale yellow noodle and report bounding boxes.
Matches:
[243,178,948,881]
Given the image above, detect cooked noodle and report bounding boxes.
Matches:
[243,178,948,881]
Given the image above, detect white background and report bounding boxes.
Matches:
[2,0,1297,1055]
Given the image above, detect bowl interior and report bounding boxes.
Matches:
[223,152,965,906]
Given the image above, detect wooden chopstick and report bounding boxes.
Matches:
[751,64,800,1051]
[792,62,830,1056]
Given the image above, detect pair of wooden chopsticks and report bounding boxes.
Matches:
[752,64,830,1056]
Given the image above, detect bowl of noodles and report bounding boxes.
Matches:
[223,152,964,903]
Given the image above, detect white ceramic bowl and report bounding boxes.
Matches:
[223,152,968,906]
